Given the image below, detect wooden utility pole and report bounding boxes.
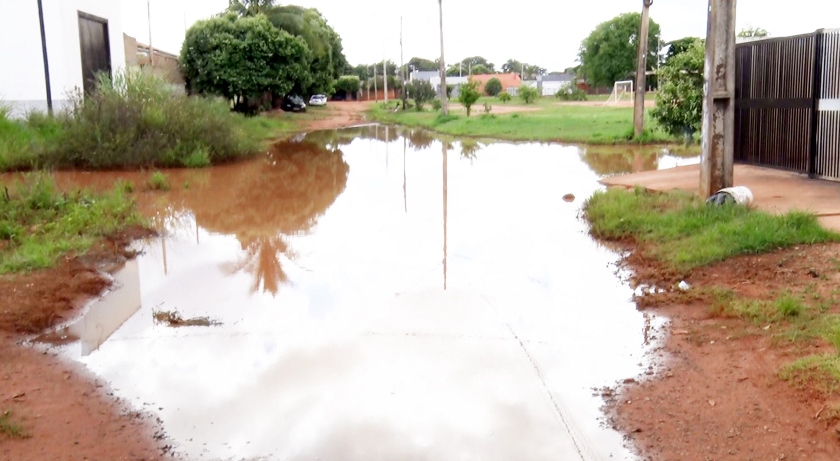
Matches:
[147,0,155,67]
[700,0,737,197]
[36,0,52,114]
[633,0,653,138]
[384,59,389,104]
[373,64,378,102]
[401,17,407,111]
[438,0,448,115]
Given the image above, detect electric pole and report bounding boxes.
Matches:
[700,0,737,197]
[36,0,52,114]
[147,0,155,67]
[384,59,389,105]
[401,17,407,111]
[633,0,653,138]
[373,64,378,102]
[438,0,448,115]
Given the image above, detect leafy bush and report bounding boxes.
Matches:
[432,99,442,111]
[335,76,360,96]
[518,85,540,104]
[147,171,170,191]
[651,40,705,138]
[44,70,262,170]
[498,91,511,103]
[406,80,437,111]
[484,77,503,96]
[458,80,482,116]
[555,83,587,101]
[0,108,64,171]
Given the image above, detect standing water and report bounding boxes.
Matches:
[45,126,697,460]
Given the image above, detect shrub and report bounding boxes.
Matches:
[498,91,511,103]
[458,80,482,117]
[651,40,705,138]
[518,85,540,104]
[555,83,588,101]
[43,70,262,170]
[484,77,503,96]
[432,99,442,111]
[147,171,170,191]
[406,80,437,111]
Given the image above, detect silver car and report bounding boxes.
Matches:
[309,94,327,106]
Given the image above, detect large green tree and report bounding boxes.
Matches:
[664,37,703,65]
[407,57,438,72]
[578,12,662,87]
[227,0,276,16]
[181,13,310,108]
[500,59,546,79]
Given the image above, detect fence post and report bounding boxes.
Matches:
[808,30,825,178]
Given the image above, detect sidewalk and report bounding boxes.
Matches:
[600,164,840,232]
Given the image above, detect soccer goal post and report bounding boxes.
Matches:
[605,80,634,105]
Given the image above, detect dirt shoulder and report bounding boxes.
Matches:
[608,243,840,461]
[0,227,172,460]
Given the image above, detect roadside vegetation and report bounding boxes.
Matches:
[0,173,143,273]
[368,97,674,144]
[585,188,838,271]
[0,410,27,439]
[0,71,290,172]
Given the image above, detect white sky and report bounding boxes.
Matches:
[122,0,840,72]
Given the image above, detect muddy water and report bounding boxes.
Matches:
[48,128,697,461]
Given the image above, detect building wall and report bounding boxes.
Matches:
[0,0,124,116]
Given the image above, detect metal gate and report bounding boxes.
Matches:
[735,29,840,180]
[78,12,111,95]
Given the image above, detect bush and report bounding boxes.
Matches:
[432,99,442,111]
[406,80,437,111]
[458,80,482,116]
[651,40,705,138]
[41,70,262,170]
[334,76,360,96]
[555,83,587,101]
[518,85,540,104]
[147,171,170,191]
[484,77,503,96]
[498,91,511,103]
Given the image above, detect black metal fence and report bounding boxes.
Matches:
[735,29,840,180]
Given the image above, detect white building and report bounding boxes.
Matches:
[0,1,126,116]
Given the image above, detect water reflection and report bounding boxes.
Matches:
[580,145,699,176]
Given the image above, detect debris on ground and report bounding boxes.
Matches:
[152,310,221,328]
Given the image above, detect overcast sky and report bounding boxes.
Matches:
[122,0,840,72]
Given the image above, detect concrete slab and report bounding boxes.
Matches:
[601,164,840,232]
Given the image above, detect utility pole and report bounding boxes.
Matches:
[384,59,389,105]
[438,0,448,115]
[147,0,155,67]
[373,64,378,102]
[700,0,737,197]
[401,17,407,111]
[36,0,52,114]
[633,0,653,138]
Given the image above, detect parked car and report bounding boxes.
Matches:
[280,95,306,112]
[309,94,328,106]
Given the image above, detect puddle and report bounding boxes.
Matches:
[39,127,694,460]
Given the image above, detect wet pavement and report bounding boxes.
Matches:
[43,127,698,461]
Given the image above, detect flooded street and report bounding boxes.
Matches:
[47,127,697,461]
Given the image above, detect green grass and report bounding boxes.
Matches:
[585,188,840,271]
[0,173,144,273]
[0,410,27,439]
[147,171,170,191]
[780,354,840,394]
[367,96,674,144]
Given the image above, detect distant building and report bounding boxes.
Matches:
[0,1,126,116]
[124,34,184,87]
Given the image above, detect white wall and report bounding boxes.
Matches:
[0,0,125,116]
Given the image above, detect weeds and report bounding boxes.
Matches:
[585,188,839,271]
[0,410,27,439]
[147,171,169,191]
[0,173,142,273]
[152,309,221,327]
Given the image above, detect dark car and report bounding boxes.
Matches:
[280,94,307,112]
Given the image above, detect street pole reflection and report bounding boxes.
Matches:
[442,140,448,290]
[403,135,407,213]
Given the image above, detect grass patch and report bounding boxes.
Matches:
[147,171,170,191]
[0,410,27,439]
[152,309,221,327]
[780,354,840,394]
[0,70,293,172]
[367,97,676,144]
[585,188,839,271]
[0,173,143,273]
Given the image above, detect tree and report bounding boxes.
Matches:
[651,40,705,138]
[498,91,511,103]
[406,80,436,111]
[181,13,310,110]
[738,25,769,38]
[407,57,438,71]
[458,79,481,116]
[484,77,502,96]
[227,0,276,16]
[500,59,545,79]
[459,56,495,73]
[502,59,523,74]
[578,12,661,87]
[469,64,490,75]
[518,85,539,104]
[664,37,703,65]
[334,76,360,97]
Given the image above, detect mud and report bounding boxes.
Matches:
[607,242,840,461]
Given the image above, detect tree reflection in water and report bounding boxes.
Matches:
[459,140,482,161]
[185,139,349,295]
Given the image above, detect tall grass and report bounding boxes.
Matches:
[585,188,839,270]
[0,71,283,172]
[0,173,143,273]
